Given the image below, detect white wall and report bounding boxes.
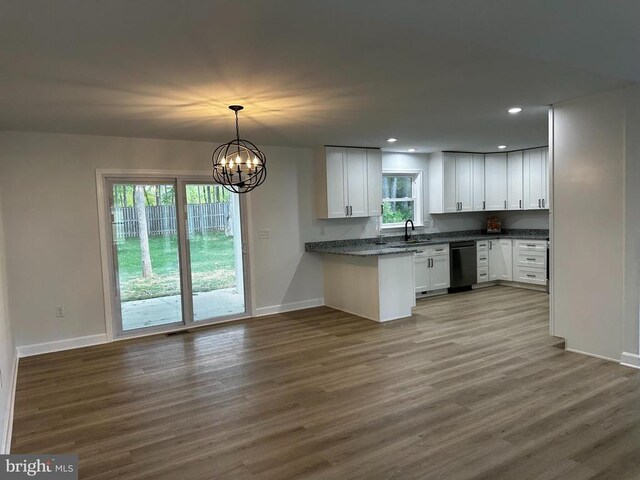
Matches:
[0,183,17,453]
[623,87,640,362]
[0,132,329,347]
[552,86,640,362]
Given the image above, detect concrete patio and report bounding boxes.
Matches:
[121,287,245,330]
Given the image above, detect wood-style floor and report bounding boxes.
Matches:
[12,286,640,480]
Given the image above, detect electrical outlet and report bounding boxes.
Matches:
[258,230,270,240]
[56,305,65,318]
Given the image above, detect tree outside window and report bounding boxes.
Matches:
[382,172,422,227]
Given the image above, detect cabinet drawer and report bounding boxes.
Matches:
[477,267,489,283]
[425,244,449,256]
[514,265,547,285]
[514,240,547,253]
[476,240,489,251]
[477,251,489,266]
[514,251,546,268]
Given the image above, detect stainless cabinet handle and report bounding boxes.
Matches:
[542,199,546,208]
[460,202,463,210]
[349,205,353,216]
[345,206,349,216]
[483,200,485,210]
[526,274,536,278]
[526,244,536,247]
[504,200,507,209]
[480,256,486,260]
[381,204,384,214]
[436,248,443,252]
[526,257,536,261]
[538,199,541,208]
[489,242,493,250]
[519,199,522,209]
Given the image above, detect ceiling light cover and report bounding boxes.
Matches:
[498,145,507,149]
[408,148,416,152]
[212,105,267,194]
[387,138,397,143]
[508,107,522,114]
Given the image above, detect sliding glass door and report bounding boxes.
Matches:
[184,183,246,321]
[106,176,249,337]
[110,181,184,332]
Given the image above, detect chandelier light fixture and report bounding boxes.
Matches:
[212,105,267,194]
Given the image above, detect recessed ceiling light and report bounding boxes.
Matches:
[498,145,507,149]
[408,148,416,152]
[508,107,522,114]
[387,138,397,143]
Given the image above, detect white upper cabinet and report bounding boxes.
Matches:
[315,146,380,219]
[507,151,524,210]
[542,147,549,210]
[456,153,473,212]
[429,153,474,213]
[366,149,383,216]
[472,154,485,211]
[345,148,369,217]
[429,147,548,214]
[484,153,508,211]
[442,153,457,213]
[323,147,348,218]
[523,148,546,210]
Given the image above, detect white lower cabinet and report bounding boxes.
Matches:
[512,239,548,286]
[489,239,513,281]
[513,265,547,285]
[415,244,450,294]
[430,256,451,290]
[414,255,430,292]
[476,240,489,283]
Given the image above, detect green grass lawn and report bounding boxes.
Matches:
[116,231,236,301]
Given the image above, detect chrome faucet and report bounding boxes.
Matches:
[404,219,415,242]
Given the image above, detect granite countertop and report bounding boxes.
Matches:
[305,229,549,257]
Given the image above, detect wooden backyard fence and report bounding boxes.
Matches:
[114,203,231,238]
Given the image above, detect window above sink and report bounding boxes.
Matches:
[382,170,423,229]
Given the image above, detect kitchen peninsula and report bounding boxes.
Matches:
[306,229,549,322]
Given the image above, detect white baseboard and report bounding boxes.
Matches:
[620,352,640,369]
[17,334,108,358]
[255,298,324,317]
[565,347,619,364]
[1,351,18,454]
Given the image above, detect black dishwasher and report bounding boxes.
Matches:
[449,241,477,291]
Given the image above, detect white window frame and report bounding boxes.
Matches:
[381,169,423,229]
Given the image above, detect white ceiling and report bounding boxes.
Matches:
[0,0,637,152]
